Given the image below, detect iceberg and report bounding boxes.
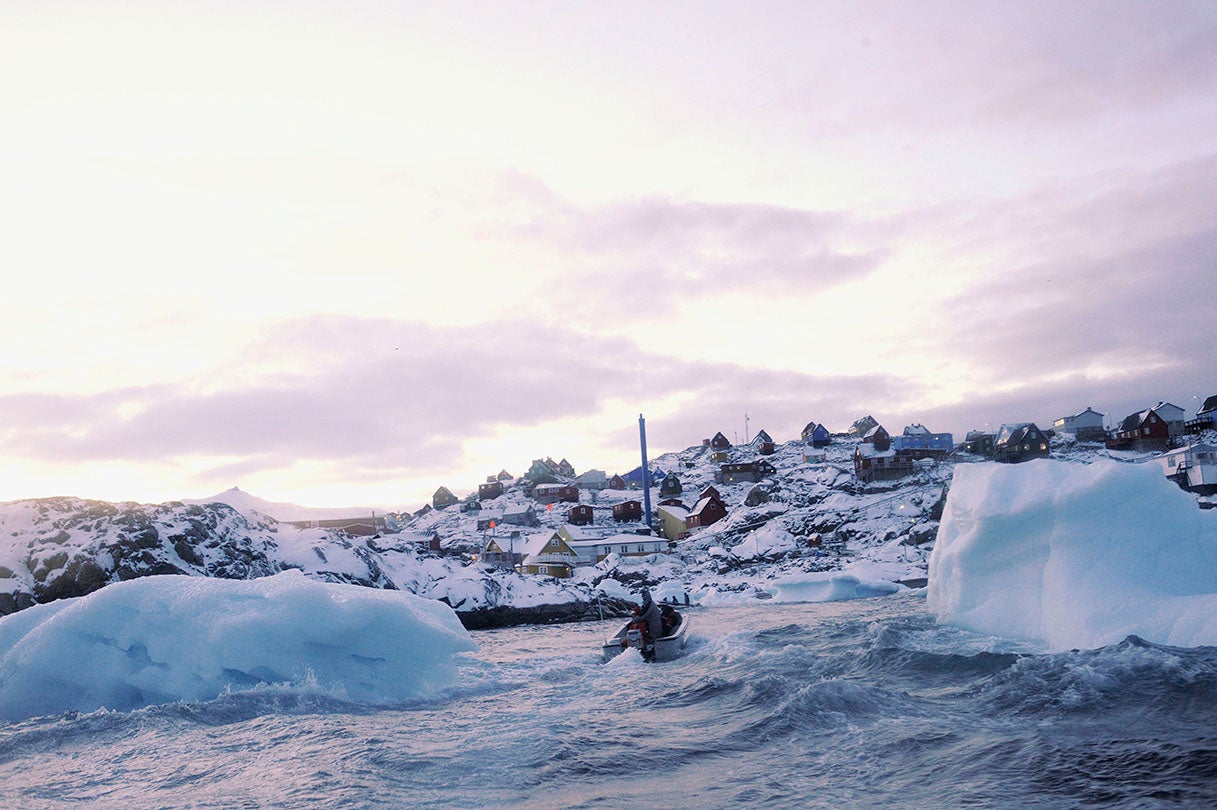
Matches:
[0,570,476,721]
[765,572,901,603]
[928,459,1217,651]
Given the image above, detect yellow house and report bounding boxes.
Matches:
[656,504,690,541]
[517,530,579,578]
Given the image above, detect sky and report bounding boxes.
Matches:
[2,0,1216,510]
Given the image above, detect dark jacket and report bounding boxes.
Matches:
[637,592,662,642]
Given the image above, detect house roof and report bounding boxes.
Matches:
[996,422,1043,445]
[560,524,611,541]
[850,415,878,434]
[903,423,931,435]
[568,533,666,550]
[751,429,773,444]
[690,496,722,517]
[519,530,571,559]
[657,504,689,520]
[855,443,895,459]
[1118,411,1153,432]
[1199,395,1217,415]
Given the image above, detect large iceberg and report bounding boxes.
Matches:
[0,570,476,721]
[928,459,1217,651]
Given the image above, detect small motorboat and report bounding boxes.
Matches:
[602,605,690,663]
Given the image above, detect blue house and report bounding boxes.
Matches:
[801,421,832,447]
[622,466,666,489]
[890,424,953,458]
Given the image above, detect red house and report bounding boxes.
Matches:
[686,495,726,530]
[567,504,594,526]
[534,483,580,504]
[1107,409,1171,452]
[612,500,643,522]
[862,424,891,450]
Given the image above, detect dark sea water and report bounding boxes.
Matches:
[2,592,1216,809]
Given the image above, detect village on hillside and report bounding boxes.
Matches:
[315,392,1217,581]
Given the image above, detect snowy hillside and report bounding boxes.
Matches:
[0,496,605,625]
[0,432,1209,625]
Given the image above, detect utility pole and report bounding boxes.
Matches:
[744,411,750,444]
[639,413,653,533]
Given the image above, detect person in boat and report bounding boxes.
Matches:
[660,602,680,636]
[636,588,662,659]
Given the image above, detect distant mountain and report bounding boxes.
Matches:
[182,486,387,523]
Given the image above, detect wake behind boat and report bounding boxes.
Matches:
[602,603,690,662]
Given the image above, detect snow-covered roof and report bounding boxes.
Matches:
[656,503,689,520]
[903,423,931,435]
[996,423,1035,444]
[1118,411,1154,432]
[518,531,567,558]
[855,443,895,459]
[560,523,611,541]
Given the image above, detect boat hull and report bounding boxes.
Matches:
[602,613,690,663]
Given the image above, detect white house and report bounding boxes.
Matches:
[574,469,608,490]
[1052,407,1107,441]
[1153,402,1187,438]
[1153,443,1217,494]
[566,533,669,565]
